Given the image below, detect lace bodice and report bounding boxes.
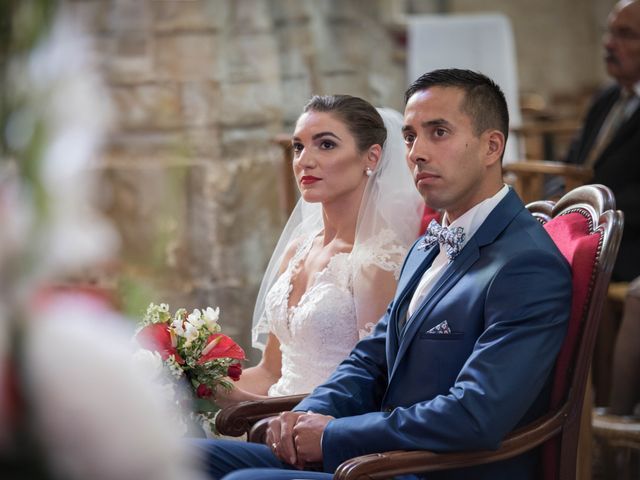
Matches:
[261,229,406,397]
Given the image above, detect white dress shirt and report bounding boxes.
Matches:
[407,185,510,318]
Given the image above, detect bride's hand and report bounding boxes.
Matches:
[212,382,262,408]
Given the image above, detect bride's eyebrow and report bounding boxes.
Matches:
[312,131,341,141]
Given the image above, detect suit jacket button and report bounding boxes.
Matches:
[383,406,393,413]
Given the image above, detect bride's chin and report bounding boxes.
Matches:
[299,192,323,203]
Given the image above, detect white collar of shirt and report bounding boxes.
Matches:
[622,82,640,118]
[406,184,510,319]
[441,184,510,249]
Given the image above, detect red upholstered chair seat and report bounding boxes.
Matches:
[419,206,442,235]
[542,211,602,480]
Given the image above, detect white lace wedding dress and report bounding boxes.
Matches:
[262,229,407,397]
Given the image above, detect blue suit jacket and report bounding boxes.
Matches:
[295,189,572,480]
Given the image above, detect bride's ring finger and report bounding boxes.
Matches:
[271,442,278,452]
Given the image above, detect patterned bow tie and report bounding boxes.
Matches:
[417,219,466,261]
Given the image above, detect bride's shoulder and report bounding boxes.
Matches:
[277,233,315,274]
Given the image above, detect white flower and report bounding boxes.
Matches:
[186,309,204,328]
[202,307,220,333]
[171,317,185,337]
[166,356,184,379]
[183,322,199,347]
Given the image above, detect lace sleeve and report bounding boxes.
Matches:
[358,321,377,340]
[352,228,409,280]
[352,228,409,339]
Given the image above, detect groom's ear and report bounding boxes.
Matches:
[366,144,382,171]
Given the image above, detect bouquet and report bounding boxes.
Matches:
[133,303,245,435]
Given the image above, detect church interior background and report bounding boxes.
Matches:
[37,0,612,363]
[0,0,623,477]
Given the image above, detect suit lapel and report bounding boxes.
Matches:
[598,103,640,163]
[386,243,439,372]
[578,86,618,164]
[387,189,525,382]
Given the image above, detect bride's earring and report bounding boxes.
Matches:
[365,167,373,177]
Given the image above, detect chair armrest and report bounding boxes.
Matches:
[333,408,567,479]
[592,408,640,449]
[248,417,272,443]
[503,160,592,179]
[215,394,307,437]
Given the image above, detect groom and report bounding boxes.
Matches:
[194,69,572,480]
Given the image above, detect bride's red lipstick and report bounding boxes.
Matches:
[301,175,321,185]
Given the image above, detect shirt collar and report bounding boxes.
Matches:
[442,184,510,249]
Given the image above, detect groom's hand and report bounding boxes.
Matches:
[293,412,334,466]
[266,411,305,466]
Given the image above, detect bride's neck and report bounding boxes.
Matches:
[320,191,363,246]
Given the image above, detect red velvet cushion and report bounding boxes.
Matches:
[541,211,602,480]
[419,206,442,235]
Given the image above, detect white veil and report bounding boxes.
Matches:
[251,108,423,351]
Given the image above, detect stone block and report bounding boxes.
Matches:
[230,0,273,34]
[181,81,222,127]
[154,32,220,81]
[102,33,157,84]
[64,0,111,34]
[269,0,313,25]
[220,125,281,158]
[107,0,152,33]
[107,123,222,160]
[151,0,229,33]
[280,76,311,124]
[221,33,280,83]
[274,32,314,78]
[319,72,369,99]
[110,82,183,130]
[219,81,282,127]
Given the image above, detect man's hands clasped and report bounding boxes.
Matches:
[265,411,334,469]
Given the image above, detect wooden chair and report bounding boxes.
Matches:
[217,184,623,479]
[591,278,640,479]
[503,160,592,204]
[592,408,640,480]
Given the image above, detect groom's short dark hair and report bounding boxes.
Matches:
[404,68,509,143]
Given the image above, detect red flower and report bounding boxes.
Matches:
[196,383,213,398]
[197,333,245,364]
[136,323,184,364]
[227,363,242,381]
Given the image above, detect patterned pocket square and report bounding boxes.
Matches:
[426,320,452,335]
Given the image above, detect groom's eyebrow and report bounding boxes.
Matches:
[422,118,451,128]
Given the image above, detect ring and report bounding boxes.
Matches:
[271,442,277,450]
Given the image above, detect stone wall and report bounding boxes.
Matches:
[65,0,618,363]
[65,0,405,362]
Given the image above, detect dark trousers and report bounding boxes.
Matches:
[190,438,333,480]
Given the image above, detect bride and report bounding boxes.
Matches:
[215,95,423,406]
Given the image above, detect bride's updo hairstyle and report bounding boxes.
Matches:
[302,95,387,153]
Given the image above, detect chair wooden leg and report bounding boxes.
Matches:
[577,376,593,480]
